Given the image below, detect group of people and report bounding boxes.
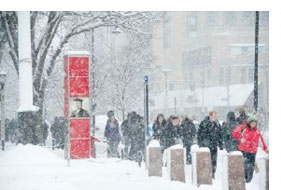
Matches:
[151,107,268,183]
[103,107,268,183]
[104,110,145,161]
[152,114,196,164]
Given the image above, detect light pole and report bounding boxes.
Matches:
[0,71,6,151]
[143,75,149,168]
[254,11,259,113]
[161,69,171,116]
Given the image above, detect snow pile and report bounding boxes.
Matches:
[229,151,243,156]
[191,144,199,152]
[148,140,160,147]
[66,51,90,55]
[0,144,64,164]
[190,144,213,153]
[168,144,184,150]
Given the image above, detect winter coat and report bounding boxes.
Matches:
[162,123,181,149]
[236,113,249,125]
[129,121,145,157]
[232,124,268,153]
[179,119,196,146]
[104,119,121,142]
[152,120,166,141]
[71,108,90,117]
[121,119,130,137]
[197,116,223,149]
[222,112,238,152]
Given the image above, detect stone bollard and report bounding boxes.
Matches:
[259,157,269,190]
[191,146,212,187]
[222,151,246,190]
[167,144,185,183]
[147,140,162,177]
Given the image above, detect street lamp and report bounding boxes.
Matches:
[0,71,7,151]
[161,69,171,116]
[112,26,122,34]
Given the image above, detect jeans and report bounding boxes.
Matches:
[184,143,192,164]
[209,147,218,178]
[242,151,256,183]
[108,140,120,158]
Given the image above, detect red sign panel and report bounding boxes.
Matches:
[70,119,90,138]
[69,77,89,97]
[64,53,91,159]
[69,57,89,76]
[70,139,90,159]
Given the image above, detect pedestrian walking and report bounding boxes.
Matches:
[197,111,223,179]
[222,111,238,152]
[232,117,269,183]
[179,116,196,164]
[104,111,121,158]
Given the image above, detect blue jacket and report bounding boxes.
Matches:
[104,119,121,142]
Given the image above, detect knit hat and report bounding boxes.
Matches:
[107,110,114,118]
[247,117,257,125]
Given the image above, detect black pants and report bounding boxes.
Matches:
[108,140,120,158]
[184,143,192,164]
[209,147,218,178]
[242,151,256,183]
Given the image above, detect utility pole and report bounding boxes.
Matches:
[161,70,170,116]
[254,11,259,113]
[90,27,96,158]
[143,75,149,168]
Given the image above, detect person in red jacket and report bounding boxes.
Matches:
[232,117,269,183]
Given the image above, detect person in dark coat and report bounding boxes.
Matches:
[129,114,145,162]
[104,111,121,158]
[42,122,49,146]
[162,116,181,150]
[71,98,90,118]
[152,114,167,152]
[197,111,223,178]
[222,111,238,152]
[236,106,249,125]
[179,116,196,164]
[121,112,132,158]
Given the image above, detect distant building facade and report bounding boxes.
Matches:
[149,11,269,121]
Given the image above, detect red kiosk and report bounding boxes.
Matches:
[64,51,92,159]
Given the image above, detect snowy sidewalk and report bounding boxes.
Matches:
[0,144,263,190]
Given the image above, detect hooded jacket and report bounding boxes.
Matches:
[197,116,223,149]
[232,124,268,153]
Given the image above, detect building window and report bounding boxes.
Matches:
[224,12,236,26]
[240,68,246,83]
[169,83,174,91]
[207,70,211,80]
[187,12,198,38]
[183,46,212,66]
[201,70,205,83]
[219,68,224,85]
[207,12,217,27]
[226,67,231,84]
[248,68,254,83]
[163,12,171,48]
[242,11,255,25]
[260,11,269,28]
[189,72,194,80]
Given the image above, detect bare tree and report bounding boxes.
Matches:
[0,11,161,114]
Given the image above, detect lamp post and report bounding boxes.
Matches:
[161,69,171,116]
[0,71,6,151]
[254,11,259,113]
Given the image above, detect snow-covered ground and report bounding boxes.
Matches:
[0,143,267,190]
